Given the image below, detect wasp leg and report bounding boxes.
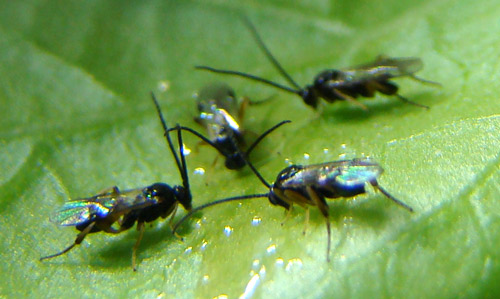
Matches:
[211,153,220,168]
[374,54,389,62]
[281,205,294,226]
[167,203,184,239]
[239,96,250,121]
[306,186,331,262]
[239,95,275,120]
[40,221,97,261]
[281,189,310,226]
[370,80,397,96]
[408,74,442,87]
[194,116,203,126]
[395,94,429,109]
[303,208,310,235]
[95,186,120,196]
[192,139,218,154]
[332,89,369,111]
[372,182,414,212]
[132,221,146,272]
[370,80,429,109]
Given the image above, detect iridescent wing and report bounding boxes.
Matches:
[285,160,383,191]
[50,196,115,226]
[341,57,424,83]
[50,188,151,227]
[329,160,383,188]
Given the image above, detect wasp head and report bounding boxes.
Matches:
[300,86,319,109]
[267,165,303,210]
[224,153,246,170]
[173,185,192,211]
[268,188,291,210]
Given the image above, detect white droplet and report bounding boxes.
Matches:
[223,225,233,237]
[275,258,284,267]
[266,244,276,255]
[285,258,303,272]
[200,240,208,251]
[252,259,260,269]
[194,167,205,175]
[239,273,260,299]
[158,80,170,92]
[251,216,262,226]
[182,145,191,156]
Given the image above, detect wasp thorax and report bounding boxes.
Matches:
[314,70,343,85]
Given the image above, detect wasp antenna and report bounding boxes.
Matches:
[150,92,184,181]
[240,16,302,91]
[246,120,291,156]
[240,151,272,189]
[375,184,414,212]
[176,124,191,198]
[167,126,222,153]
[240,121,286,189]
[195,66,300,95]
[172,193,268,234]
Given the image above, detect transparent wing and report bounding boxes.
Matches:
[50,198,113,226]
[50,187,162,227]
[287,160,383,189]
[342,57,424,82]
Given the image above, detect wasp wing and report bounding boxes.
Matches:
[340,57,424,83]
[50,187,163,227]
[50,197,114,226]
[283,160,383,197]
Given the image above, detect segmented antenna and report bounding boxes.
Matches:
[240,15,302,91]
[246,120,291,156]
[172,193,268,234]
[151,93,190,194]
[167,120,291,170]
[195,66,300,95]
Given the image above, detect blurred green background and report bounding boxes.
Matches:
[0,0,499,297]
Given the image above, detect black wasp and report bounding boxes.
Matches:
[171,82,285,170]
[196,17,440,110]
[40,93,192,271]
[173,155,413,261]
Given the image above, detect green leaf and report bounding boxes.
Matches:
[1,0,499,297]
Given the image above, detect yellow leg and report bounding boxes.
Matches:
[306,186,332,262]
[409,74,442,86]
[281,204,294,226]
[96,186,120,196]
[168,204,179,228]
[303,208,310,235]
[40,222,96,261]
[333,89,368,111]
[132,222,145,272]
